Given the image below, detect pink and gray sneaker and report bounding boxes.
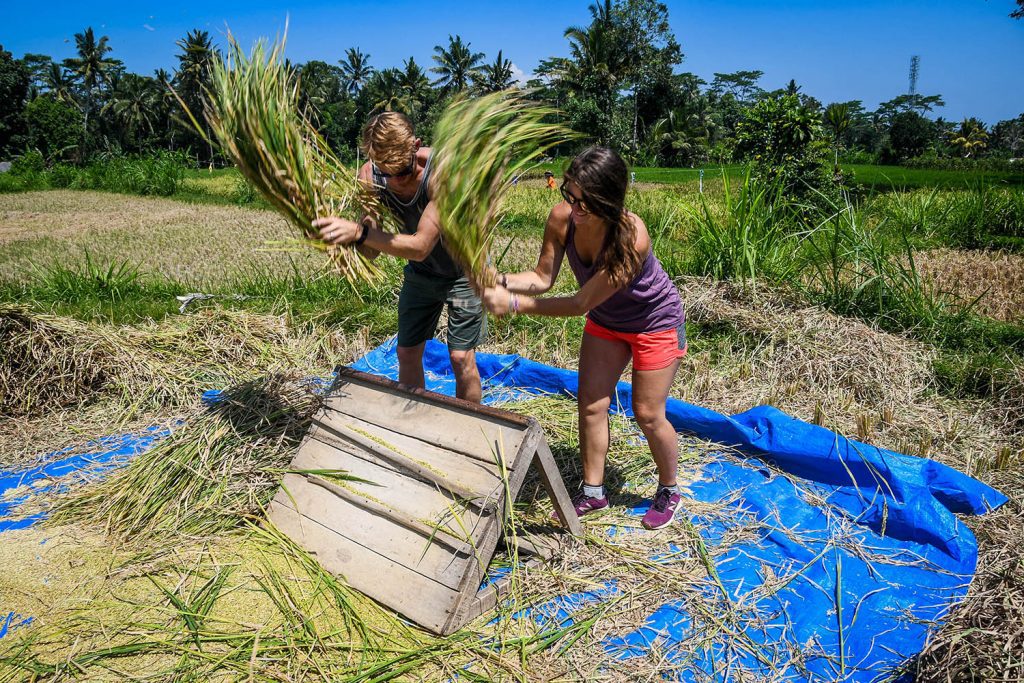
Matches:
[569,490,609,518]
[641,487,682,530]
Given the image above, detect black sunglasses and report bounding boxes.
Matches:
[374,152,416,179]
[559,182,586,207]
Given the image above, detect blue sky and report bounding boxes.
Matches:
[3,0,1022,124]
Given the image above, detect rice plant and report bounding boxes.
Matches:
[179,33,383,283]
[432,91,572,283]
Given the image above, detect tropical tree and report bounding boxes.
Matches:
[104,73,159,149]
[62,27,119,136]
[23,95,82,161]
[823,102,851,163]
[885,110,934,162]
[398,58,432,119]
[298,60,343,116]
[339,48,373,96]
[710,70,764,106]
[430,35,484,93]
[43,62,77,104]
[365,68,406,113]
[473,50,516,93]
[0,46,30,155]
[950,118,989,158]
[174,29,217,161]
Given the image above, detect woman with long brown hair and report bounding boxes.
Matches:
[482,147,686,529]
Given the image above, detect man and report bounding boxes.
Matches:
[314,112,484,402]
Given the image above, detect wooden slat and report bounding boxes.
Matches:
[314,412,504,498]
[272,474,473,589]
[446,423,544,632]
[533,439,583,536]
[267,500,460,634]
[288,439,495,540]
[316,418,488,507]
[326,376,530,464]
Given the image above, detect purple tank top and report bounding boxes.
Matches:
[565,217,684,333]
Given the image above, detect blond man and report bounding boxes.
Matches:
[314,112,484,402]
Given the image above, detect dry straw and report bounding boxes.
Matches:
[179,33,384,282]
[431,91,572,283]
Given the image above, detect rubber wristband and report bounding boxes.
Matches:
[500,273,508,288]
[355,221,370,246]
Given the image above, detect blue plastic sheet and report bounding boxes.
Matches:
[352,338,1008,681]
[1,337,1008,681]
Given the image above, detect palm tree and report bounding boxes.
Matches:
[430,35,483,93]
[951,118,989,158]
[44,62,77,104]
[398,58,431,118]
[104,73,158,148]
[174,29,216,161]
[63,27,118,133]
[365,68,406,114]
[473,50,516,93]
[339,48,374,96]
[824,102,851,165]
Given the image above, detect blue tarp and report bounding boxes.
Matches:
[352,338,1008,681]
[1,337,1008,681]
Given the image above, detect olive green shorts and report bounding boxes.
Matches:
[397,269,486,351]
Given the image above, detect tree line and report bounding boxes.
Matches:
[1,0,1022,169]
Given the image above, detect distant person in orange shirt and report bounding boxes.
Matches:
[544,170,556,190]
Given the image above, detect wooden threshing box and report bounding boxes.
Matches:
[267,367,582,634]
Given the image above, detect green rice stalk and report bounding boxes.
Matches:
[179,33,387,283]
[432,91,573,282]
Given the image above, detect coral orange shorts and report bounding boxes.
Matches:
[584,318,687,371]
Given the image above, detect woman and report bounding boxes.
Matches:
[482,147,686,530]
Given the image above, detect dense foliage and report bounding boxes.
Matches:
[1,3,1021,173]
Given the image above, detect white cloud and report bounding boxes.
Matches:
[143,24,156,31]
[510,63,531,86]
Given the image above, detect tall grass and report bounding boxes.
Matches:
[0,151,188,196]
[800,191,975,336]
[684,169,800,284]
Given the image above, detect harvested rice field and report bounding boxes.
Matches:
[1,186,1022,682]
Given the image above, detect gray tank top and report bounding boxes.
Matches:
[565,216,684,333]
[372,152,461,280]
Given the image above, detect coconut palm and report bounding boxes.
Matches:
[105,73,159,148]
[398,58,431,118]
[339,48,374,96]
[365,68,407,114]
[430,35,484,93]
[174,29,217,161]
[824,102,851,164]
[473,50,516,94]
[44,62,77,104]
[63,27,118,132]
[951,118,989,158]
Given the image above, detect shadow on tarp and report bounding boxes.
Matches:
[353,338,1008,682]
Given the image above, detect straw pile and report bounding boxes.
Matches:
[51,374,318,540]
[186,35,384,282]
[432,91,571,282]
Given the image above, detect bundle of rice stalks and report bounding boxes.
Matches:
[0,305,165,418]
[432,91,572,282]
[181,34,383,282]
[51,374,318,540]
